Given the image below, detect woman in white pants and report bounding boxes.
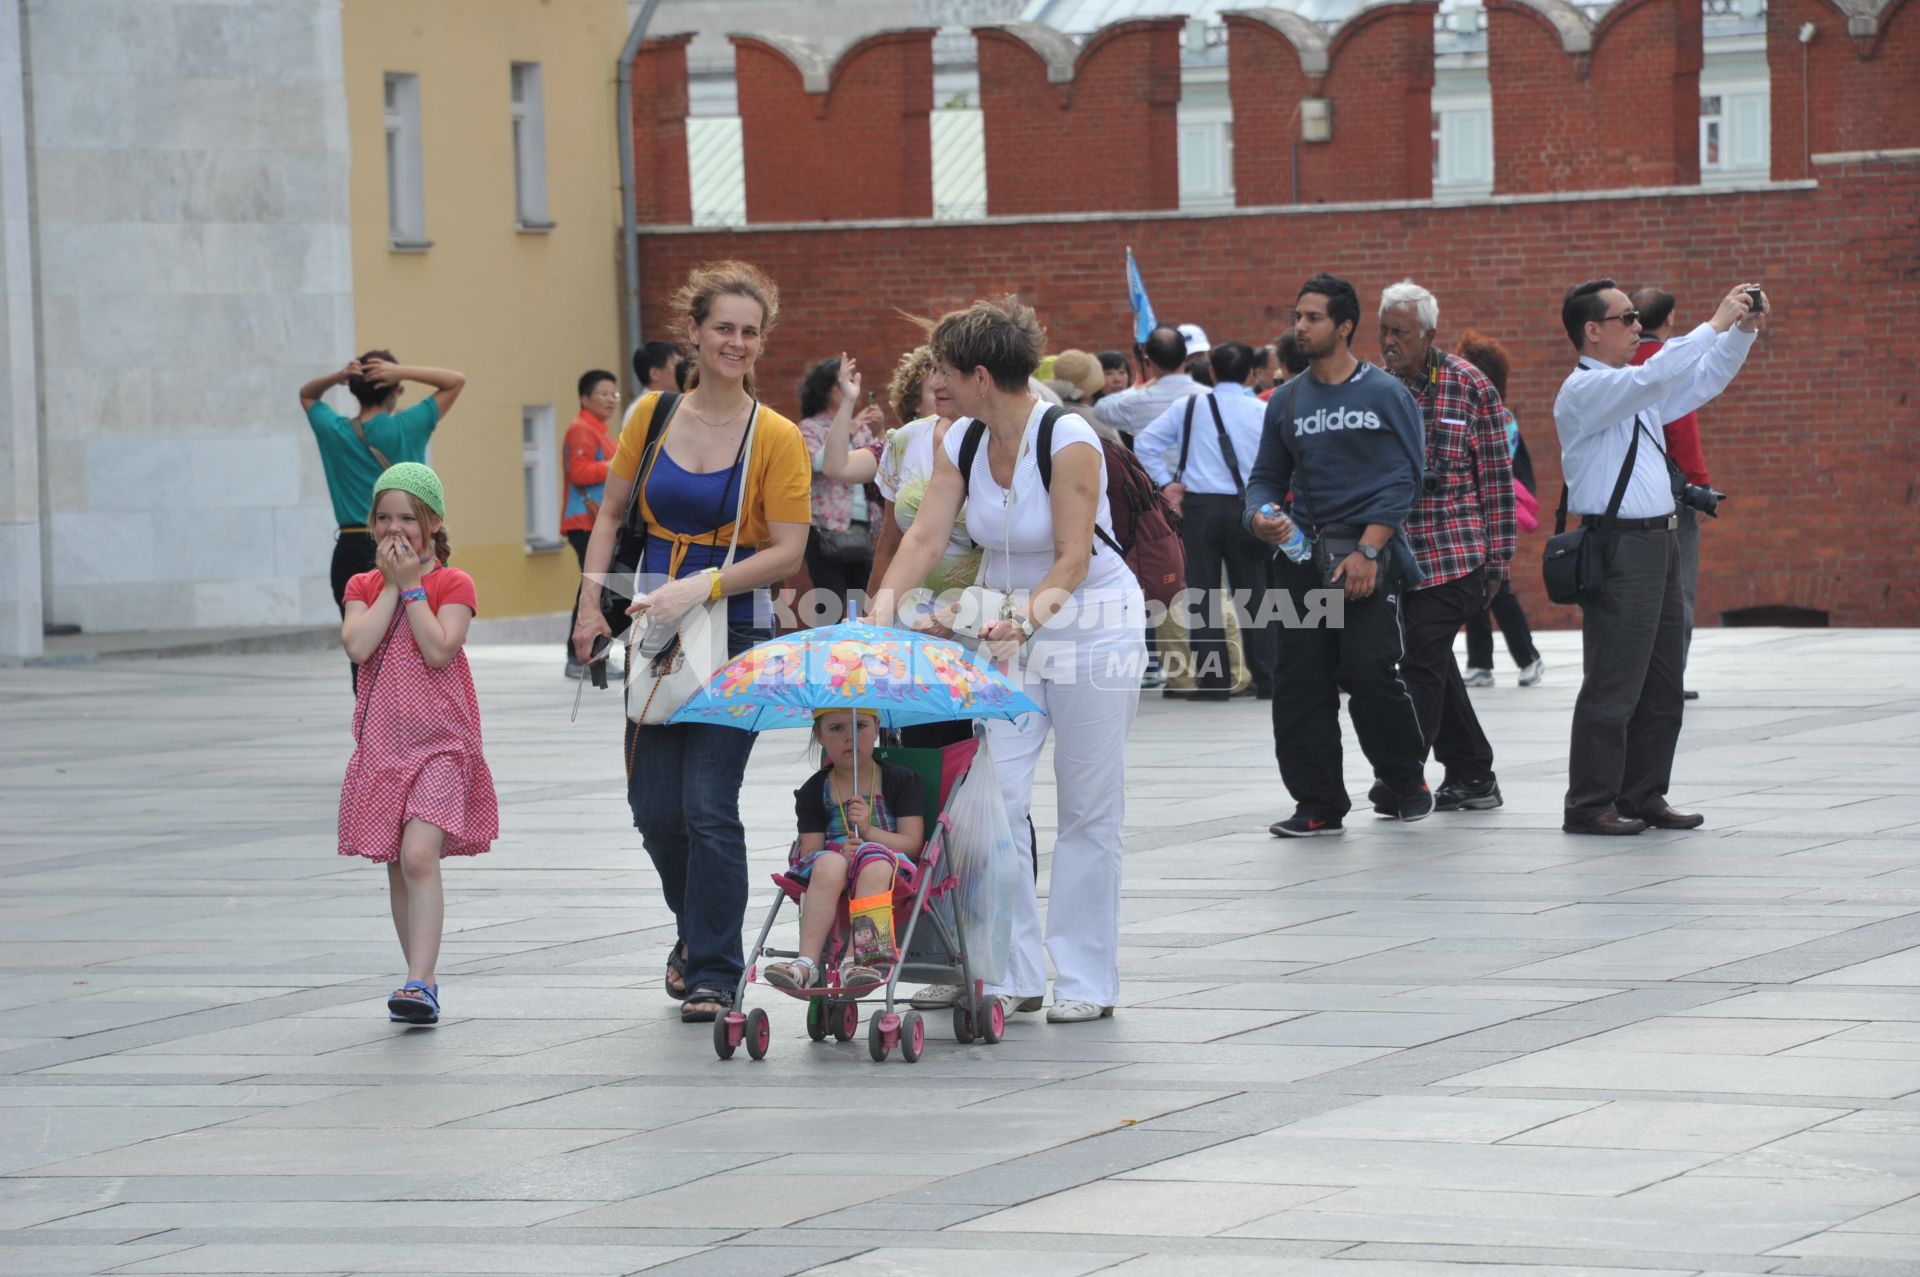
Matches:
[871,297,1144,1023]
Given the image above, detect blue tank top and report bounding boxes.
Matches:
[638,450,760,625]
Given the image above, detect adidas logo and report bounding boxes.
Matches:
[1294,407,1383,436]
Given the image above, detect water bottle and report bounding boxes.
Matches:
[1261,503,1312,563]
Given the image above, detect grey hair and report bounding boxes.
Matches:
[1379,279,1439,332]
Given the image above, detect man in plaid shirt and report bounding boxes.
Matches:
[1376,281,1516,813]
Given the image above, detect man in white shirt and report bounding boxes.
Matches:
[1555,278,1766,835]
[1135,341,1275,700]
[1092,325,1202,441]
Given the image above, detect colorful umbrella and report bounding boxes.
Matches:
[666,620,1041,733]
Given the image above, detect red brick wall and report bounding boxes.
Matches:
[628,35,692,225]
[975,19,1181,215]
[1769,0,1920,178]
[731,30,934,222]
[637,156,1920,627]
[1228,4,1437,206]
[1488,0,1702,194]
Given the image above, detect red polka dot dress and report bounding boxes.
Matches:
[337,566,498,862]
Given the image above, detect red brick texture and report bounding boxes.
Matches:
[636,156,1920,627]
[1229,4,1438,206]
[975,19,1182,216]
[1487,0,1703,194]
[730,30,935,222]
[628,35,693,225]
[1769,0,1920,178]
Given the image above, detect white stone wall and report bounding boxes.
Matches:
[0,3,41,657]
[29,0,352,635]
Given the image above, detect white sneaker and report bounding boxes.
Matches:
[1046,1000,1114,1023]
[908,983,962,1009]
[1518,658,1544,687]
[1462,668,1494,688]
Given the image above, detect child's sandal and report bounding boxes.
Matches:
[387,981,439,1025]
[842,965,884,991]
[763,958,817,992]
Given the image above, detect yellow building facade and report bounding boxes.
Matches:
[341,0,628,618]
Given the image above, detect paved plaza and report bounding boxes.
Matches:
[3,627,1920,1277]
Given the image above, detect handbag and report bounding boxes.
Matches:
[1541,416,1647,605]
[811,518,874,564]
[625,403,759,727]
[600,393,681,637]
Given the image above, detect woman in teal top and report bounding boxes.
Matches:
[300,351,465,685]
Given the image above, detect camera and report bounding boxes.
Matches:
[1421,467,1442,496]
[1671,469,1726,518]
[1744,286,1765,315]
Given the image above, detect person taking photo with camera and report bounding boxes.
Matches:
[1554,279,1765,836]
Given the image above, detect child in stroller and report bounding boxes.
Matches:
[763,707,925,992]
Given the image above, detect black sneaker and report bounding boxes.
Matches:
[1395,784,1436,822]
[1367,780,1395,817]
[1435,777,1503,812]
[1270,814,1344,837]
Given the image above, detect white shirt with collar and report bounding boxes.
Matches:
[1555,321,1755,518]
[1133,381,1266,495]
[1091,372,1203,436]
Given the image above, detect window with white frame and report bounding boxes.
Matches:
[1701,94,1725,169]
[687,117,747,227]
[510,62,551,228]
[522,405,558,548]
[1701,88,1769,178]
[1178,110,1234,211]
[384,73,426,246]
[1433,104,1493,194]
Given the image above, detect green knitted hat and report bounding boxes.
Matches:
[372,462,445,518]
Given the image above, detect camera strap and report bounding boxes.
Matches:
[1555,414,1657,536]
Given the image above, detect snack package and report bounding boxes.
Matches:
[848,890,896,968]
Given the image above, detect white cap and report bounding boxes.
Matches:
[1177,323,1210,355]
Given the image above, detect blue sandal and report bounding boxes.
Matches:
[387,981,439,1025]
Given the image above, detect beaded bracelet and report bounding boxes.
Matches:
[399,587,428,605]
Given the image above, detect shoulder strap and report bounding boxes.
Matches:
[1591,416,1644,532]
[715,403,758,567]
[1279,376,1312,522]
[349,415,392,470]
[956,417,987,496]
[1175,396,1196,481]
[1035,406,1065,491]
[618,392,681,540]
[1206,393,1246,500]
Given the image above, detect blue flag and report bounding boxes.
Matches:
[1126,248,1156,345]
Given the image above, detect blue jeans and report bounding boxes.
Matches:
[625,625,769,995]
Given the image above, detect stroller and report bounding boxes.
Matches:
[715,729,1008,1063]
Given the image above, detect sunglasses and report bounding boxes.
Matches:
[1598,309,1641,328]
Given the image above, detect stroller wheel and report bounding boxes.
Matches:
[952,1002,975,1044]
[867,1012,891,1062]
[978,996,1005,1044]
[901,1010,926,1063]
[834,1000,859,1043]
[713,1010,739,1061]
[806,998,828,1042]
[745,1007,771,1060]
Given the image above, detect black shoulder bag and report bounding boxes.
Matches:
[600,392,681,636]
[1541,416,1647,605]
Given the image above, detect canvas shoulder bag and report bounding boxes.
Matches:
[625,403,757,727]
[1541,415,1644,605]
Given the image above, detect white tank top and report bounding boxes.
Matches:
[943,401,1142,627]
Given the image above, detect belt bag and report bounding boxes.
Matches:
[1542,416,1651,605]
[627,404,759,727]
[1310,523,1364,590]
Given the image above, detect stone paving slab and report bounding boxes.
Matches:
[4,628,1920,1274]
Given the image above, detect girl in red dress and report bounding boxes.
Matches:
[338,463,498,1025]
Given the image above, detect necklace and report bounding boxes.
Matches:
[682,394,749,430]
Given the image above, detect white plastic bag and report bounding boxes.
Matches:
[939,732,1021,987]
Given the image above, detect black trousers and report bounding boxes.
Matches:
[1566,527,1685,822]
[1402,571,1496,784]
[1464,579,1540,670]
[331,529,377,690]
[1269,554,1427,820]
[1179,493,1276,695]
[803,527,872,625]
[564,529,592,659]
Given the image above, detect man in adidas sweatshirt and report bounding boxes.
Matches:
[1243,273,1432,837]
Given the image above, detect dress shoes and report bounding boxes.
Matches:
[1627,803,1705,830]
[1563,811,1647,836]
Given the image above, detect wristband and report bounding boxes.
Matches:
[399,587,428,605]
[705,568,725,602]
